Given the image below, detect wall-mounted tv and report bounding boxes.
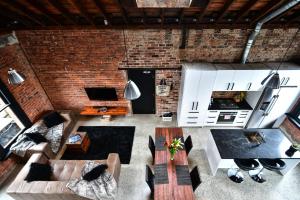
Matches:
[84,88,118,101]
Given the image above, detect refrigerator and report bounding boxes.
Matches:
[246,86,300,128]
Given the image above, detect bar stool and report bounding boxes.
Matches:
[249,158,286,183]
[228,159,260,183]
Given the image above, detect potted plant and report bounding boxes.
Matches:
[166,138,184,160]
[285,143,300,157]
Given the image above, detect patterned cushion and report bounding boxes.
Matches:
[44,123,64,154]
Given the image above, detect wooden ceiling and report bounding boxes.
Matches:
[0,0,299,30]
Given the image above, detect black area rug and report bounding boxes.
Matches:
[61,126,135,164]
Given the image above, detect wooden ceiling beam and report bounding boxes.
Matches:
[115,0,129,24]
[25,0,60,25]
[216,0,235,23]
[93,0,110,25]
[286,10,300,23]
[179,8,185,24]
[251,0,284,25]
[72,0,95,25]
[142,8,147,24]
[48,0,77,25]
[198,0,211,22]
[160,8,165,26]
[0,6,32,26]
[235,0,258,22]
[0,1,45,26]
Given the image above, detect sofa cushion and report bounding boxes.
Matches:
[82,164,108,181]
[43,112,65,128]
[25,133,48,144]
[25,162,52,182]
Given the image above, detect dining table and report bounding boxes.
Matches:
[154,127,195,200]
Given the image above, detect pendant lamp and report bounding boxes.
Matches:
[124,80,141,100]
[8,68,25,85]
[261,72,280,89]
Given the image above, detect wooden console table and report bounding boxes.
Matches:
[80,106,128,121]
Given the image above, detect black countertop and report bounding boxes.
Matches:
[208,99,253,110]
[210,129,300,159]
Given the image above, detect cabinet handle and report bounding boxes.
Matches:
[227,83,231,90]
[208,116,217,118]
[231,83,235,90]
[209,111,218,113]
[284,77,290,85]
[280,77,286,85]
[188,112,199,114]
[187,122,197,124]
[248,82,252,90]
[192,102,194,110]
[195,102,198,110]
[187,117,198,119]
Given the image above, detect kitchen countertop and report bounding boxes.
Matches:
[208,99,253,110]
[210,128,300,159]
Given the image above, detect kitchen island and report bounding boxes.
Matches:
[206,128,300,176]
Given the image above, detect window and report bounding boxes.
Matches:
[0,93,25,148]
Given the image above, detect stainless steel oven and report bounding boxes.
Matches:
[217,112,237,124]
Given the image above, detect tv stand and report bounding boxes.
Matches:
[80,106,128,120]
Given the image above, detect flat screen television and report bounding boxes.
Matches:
[84,88,118,101]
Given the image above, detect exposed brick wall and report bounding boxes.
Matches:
[280,117,300,143]
[156,70,181,115]
[17,30,129,112]
[0,43,53,122]
[15,28,300,115]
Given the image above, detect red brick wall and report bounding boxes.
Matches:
[0,43,53,122]
[156,70,181,115]
[15,28,300,115]
[17,30,129,112]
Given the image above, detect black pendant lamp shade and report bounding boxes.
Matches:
[8,68,25,85]
[124,80,141,100]
[261,72,280,89]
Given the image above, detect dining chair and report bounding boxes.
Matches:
[145,165,154,198]
[148,135,155,162]
[185,135,193,155]
[190,166,201,191]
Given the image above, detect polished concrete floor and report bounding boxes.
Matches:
[1,114,300,200]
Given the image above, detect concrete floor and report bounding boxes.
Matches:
[1,114,300,200]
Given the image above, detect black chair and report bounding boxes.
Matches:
[249,158,286,183]
[228,159,260,183]
[148,136,155,162]
[184,135,193,155]
[146,165,154,198]
[190,166,201,191]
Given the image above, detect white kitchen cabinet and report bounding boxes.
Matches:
[231,70,254,91]
[213,64,235,91]
[250,70,272,91]
[264,62,300,87]
[177,63,216,127]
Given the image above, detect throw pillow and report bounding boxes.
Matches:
[25,132,48,144]
[82,164,108,182]
[43,112,65,128]
[44,123,64,154]
[25,162,52,182]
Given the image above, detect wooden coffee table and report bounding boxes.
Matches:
[66,132,90,154]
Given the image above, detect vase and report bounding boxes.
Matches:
[170,153,175,160]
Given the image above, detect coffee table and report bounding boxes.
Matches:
[66,132,90,154]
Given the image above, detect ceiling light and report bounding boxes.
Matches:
[8,68,25,85]
[124,80,141,100]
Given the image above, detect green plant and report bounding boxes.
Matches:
[167,138,184,160]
